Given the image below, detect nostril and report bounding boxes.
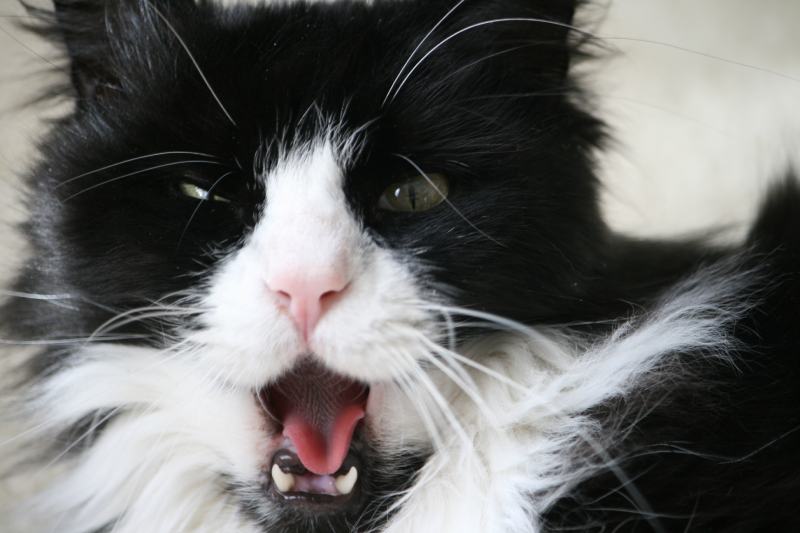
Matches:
[275,290,292,309]
[320,289,338,302]
[319,282,350,314]
[266,273,351,339]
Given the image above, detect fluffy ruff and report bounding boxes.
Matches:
[1,256,764,532]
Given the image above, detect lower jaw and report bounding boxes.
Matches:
[242,390,432,526]
[263,432,368,514]
[254,358,373,511]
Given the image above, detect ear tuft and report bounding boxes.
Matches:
[39,0,193,104]
[51,0,116,101]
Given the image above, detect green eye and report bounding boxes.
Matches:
[379,173,449,213]
[178,182,231,204]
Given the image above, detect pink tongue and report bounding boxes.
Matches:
[271,362,367,476]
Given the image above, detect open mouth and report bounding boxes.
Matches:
[258,359,370,509]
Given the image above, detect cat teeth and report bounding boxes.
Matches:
[335,466,358,495]
[271,464,357,496]
[271,464,295,493]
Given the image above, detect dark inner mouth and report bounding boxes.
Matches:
[259,359,370,504]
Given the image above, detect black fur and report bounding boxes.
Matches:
[543,179,800,532]
[3,0,799,531]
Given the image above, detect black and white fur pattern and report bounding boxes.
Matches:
[2,1,799,532]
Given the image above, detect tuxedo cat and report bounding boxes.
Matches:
[1,1,799,532]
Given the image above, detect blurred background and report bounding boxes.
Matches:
[1,0,799,273]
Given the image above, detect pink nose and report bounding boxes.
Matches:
[266,270,349,341]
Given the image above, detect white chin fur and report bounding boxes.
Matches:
[2,258,757,533]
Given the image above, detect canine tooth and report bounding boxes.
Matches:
[335,467,358,495]
[271,464,295,493]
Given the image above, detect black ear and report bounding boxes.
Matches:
[52,0,117,101]
[50,0,194,103]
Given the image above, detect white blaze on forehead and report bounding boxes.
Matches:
[257,139,363,284]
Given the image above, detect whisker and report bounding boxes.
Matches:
[0,335,145,346]
[393,154,505,247]
[433,43,541,88]
[88,307,201,341]
[440,306,457,353]
[417,349,496,424]
[386,12,800,107]
[0,290,121,314]
[176,170,235,249]
[603,36,800,85]
[416,333,529,393]
[395,351,472,448]
[388,324,478,398]
[0,23,57,68]
[386,17,589,104]
[423,302,575,369]
[55,151,221,190]
[148,2,237,127]
[382,0,468,107]
[42,407,126,469]
[385,357,446,451]
[62,159,227,201]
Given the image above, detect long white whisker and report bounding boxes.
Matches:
[394,351,472,448]
[0,23,58,68]
[421,336,528,392]
[387,17,589,104]
[0,290,76,301]
[41,407,126,470]
[54,151,221,190]
[415,329,526,389]
[394,154,505,247]
[417,349,496,424]
[149,3,237,126]
[0,335,145,346]
[603,36,800,85]
[88,306,201,342]
[434,43,540,88]
[439,306,457,353]
[63,160,227,201]
[0,290,119,314]
[382,0,468,106]
[89,311,196,342]
[385,357,446,451]
[177,170,236,248]
[421,302,574,370]
[387,324,487,407]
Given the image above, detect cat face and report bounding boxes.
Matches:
[9,0,605,530]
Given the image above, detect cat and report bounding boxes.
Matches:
[1,0,799,532]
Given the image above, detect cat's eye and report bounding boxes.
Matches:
[379,173,449,213]
[178,181,231,204]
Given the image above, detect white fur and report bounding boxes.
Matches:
[382,261,756,533]
[191,133,433,388]
[2,257,757,533]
